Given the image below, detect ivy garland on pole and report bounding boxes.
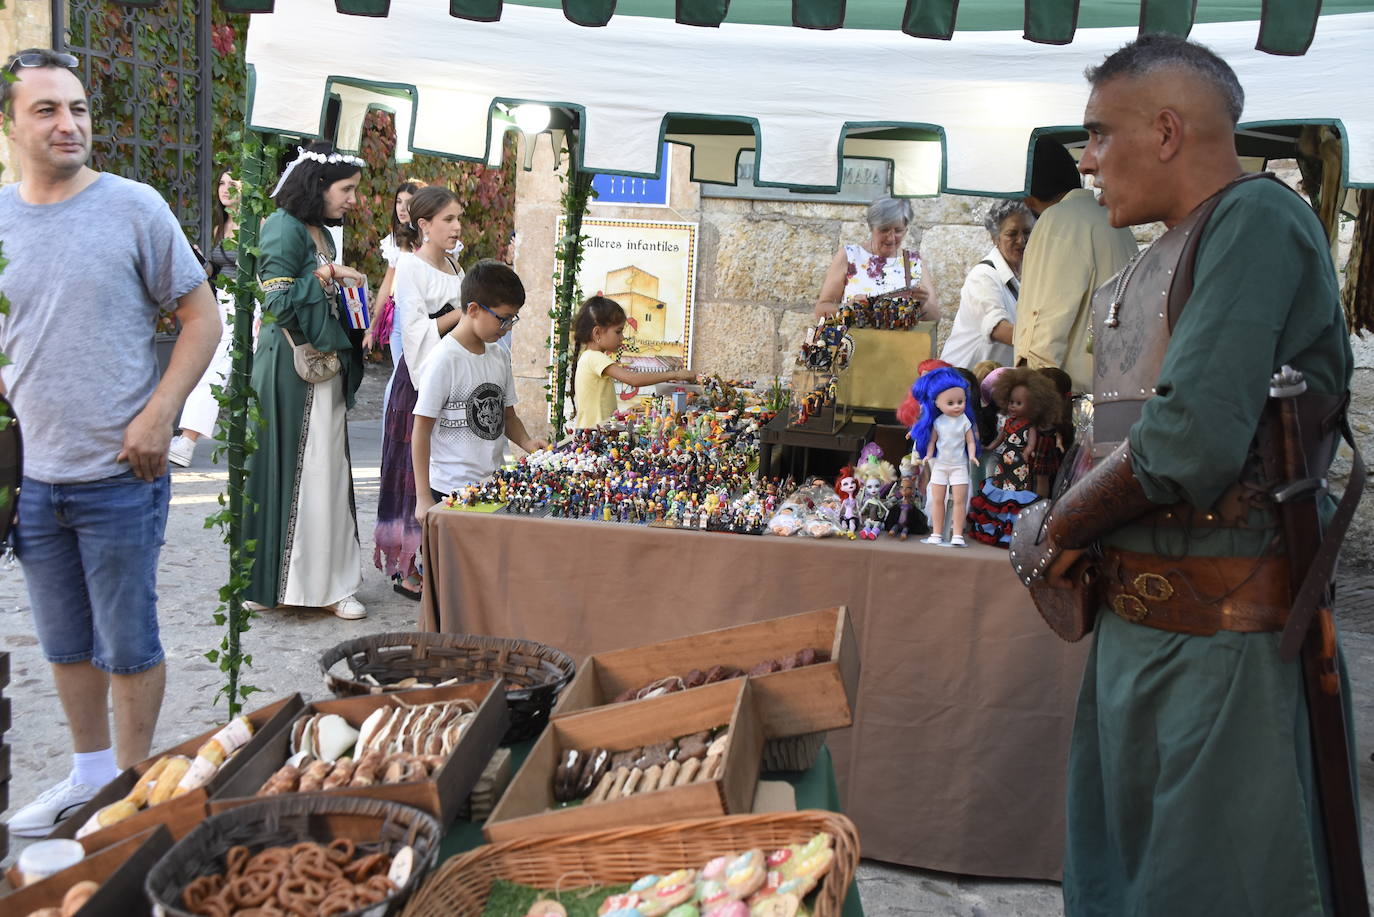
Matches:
[547,152,596,435]
[202,127,278,715]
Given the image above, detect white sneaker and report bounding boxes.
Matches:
[167,434,196,467]
[329,596,367,620]
[923,534,944,545]
[948,535,967,548]
[6,777,101,838]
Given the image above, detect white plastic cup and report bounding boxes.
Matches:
[18,837,85,885]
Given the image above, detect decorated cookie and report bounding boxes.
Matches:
[723,849,766,898]
[666,906,701,917]
[704,902,749,917]
[632,875,662,894]
[749,893,801,917]
[696,879,733,910]
[654,869,698,908]
[599,892,646,916]
[525,900,569,917]
[700,856,730,882]
[765,847,794,871]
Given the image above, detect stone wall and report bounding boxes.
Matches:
[0,0,53,182]
[508,140,1373,569]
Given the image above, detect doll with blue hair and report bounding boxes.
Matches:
[910,366,979,547]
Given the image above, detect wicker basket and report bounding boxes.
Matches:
[145,795,442,917]
[400,811,859,917]
[320,632,576,743]
[763,730,828,773]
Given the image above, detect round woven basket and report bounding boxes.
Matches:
[400,810,859,917]
[320,631,576,743]
[145,795,441,917]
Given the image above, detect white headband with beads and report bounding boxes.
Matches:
[270,146,366,197]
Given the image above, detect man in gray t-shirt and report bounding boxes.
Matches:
[0,49,218,837]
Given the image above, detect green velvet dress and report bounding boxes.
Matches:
[244,211,365,608]
[1063,179,1357,916]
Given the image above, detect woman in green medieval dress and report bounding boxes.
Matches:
[244,142,368,619]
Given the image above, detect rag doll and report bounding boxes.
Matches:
[966,367,1061,546]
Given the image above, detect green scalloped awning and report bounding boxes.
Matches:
[211,0,1374,53]
[212,0,1374,54]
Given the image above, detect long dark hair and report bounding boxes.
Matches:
[273,141,362,227]
[212,170,236,244]
[391,178,426,252]
[569,295,627,417]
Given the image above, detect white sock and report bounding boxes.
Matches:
[71,748,119,788]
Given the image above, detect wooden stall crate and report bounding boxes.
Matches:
[486,679,763,842]
[553,606,859,741]
[49,694,305,852]
[4,825,172,917]
[210,680,508,828]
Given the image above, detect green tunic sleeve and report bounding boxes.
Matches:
[1127,179,1351,513]
[257,211,352,355]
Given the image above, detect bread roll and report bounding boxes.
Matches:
[147,756,191,806]
[61,879,99,916]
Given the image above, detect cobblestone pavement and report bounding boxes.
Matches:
[1,362,1371,912]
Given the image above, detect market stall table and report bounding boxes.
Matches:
[438,744,862,916]
[420,510,1090,880]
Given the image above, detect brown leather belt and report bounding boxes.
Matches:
[1102,548,1290,636]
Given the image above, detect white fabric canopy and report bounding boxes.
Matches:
[245,1,1374,194]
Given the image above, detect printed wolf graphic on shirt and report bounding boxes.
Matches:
[439,380,505,440]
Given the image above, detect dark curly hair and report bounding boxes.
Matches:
[990,367,1062,428]
[272,141,363,227]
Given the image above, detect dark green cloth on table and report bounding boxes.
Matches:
[244,211,365,607]
[1065,179,1356,916]
[441,744,863,917]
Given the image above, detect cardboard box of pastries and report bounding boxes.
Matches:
[552,606,859,739]
[47,694,306,853]
[209,680,508,827]
[485,678,763,842]
[6,824,172,917]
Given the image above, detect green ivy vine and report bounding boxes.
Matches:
[200,129,279,716]
[546,162,596,434]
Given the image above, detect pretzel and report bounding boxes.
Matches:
[325,837,356,864]
[244,847,290,875]
[177,841,397,917]
[236,872,282,908]
[344,852,390,881]
[225,846,251,878]
[276,875,326,911]
[183,874,225,912]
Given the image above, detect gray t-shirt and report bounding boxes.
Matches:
[0,174,207,483]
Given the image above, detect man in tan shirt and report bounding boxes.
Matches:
[1013,138,1139,392]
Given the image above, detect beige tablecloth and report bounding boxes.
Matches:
[420,510,1090,880]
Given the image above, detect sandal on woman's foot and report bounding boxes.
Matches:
[392,575,422,601]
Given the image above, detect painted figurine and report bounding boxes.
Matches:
[835,467,860,539]
[855,452,896,540]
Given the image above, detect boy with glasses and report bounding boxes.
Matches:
[411,260,548,525]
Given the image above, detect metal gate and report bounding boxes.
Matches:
[51,0,213,251]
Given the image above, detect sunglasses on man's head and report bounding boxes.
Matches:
[6,51,80,73]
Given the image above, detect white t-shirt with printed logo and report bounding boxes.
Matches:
[412,335,517,494]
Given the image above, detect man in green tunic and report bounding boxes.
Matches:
[1017,35,1358,915]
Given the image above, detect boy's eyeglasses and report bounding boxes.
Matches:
[6,51,80,73]
[475,302,520,331]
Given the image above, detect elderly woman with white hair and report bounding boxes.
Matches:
[814,196,939,320]
[940,199,1035,369]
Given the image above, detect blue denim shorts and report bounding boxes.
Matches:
[14,472,170,674]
